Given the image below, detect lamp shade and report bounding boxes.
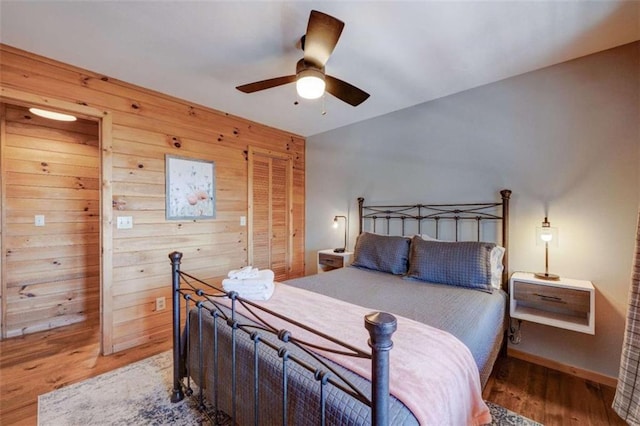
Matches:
[296,69,326,99]
[536,218,558,247]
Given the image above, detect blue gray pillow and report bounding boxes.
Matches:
[352,232,411,275]
[407,236,495,292]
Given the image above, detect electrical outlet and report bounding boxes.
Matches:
[155,296,166,311]
[35,215,45,227]
[240,216,246,226]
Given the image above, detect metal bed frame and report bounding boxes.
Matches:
[358,189,511,289]
[170,189,511,425]
[170,252,398,425]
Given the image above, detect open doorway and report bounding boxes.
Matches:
[1,103,100,339]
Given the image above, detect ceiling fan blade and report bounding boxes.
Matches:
[303,10,344,68]
[236,75,296,93]
[325,75,370,106]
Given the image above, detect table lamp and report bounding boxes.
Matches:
[534,216,559,280]
[333,215,347,253]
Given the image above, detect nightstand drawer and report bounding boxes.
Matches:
[318,253,344,268]
[513,280,590,314]
[317,249,353,274]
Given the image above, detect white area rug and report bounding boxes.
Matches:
[38,350,541,425]
[38,351,204,425]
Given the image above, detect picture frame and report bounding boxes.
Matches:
[165,155,216,220]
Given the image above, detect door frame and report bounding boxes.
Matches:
[0,86,114,354]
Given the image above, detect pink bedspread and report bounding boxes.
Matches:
[224,283,491,425]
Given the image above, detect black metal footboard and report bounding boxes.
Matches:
[169,251,399,426]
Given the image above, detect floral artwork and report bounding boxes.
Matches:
[165,155,215,220]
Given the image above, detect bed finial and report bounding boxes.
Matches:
[169,251,183,264]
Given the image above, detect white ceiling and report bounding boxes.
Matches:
[1,1,638,137]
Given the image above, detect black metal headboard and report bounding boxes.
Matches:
[358,189,512,287]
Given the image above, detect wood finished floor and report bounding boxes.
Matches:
[0,320,172,425]
[0,321,627,425]
[482,356,626,425]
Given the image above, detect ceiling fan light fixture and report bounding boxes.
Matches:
[29,107,77,122]
[236,11,368,106]
[296,68,325,100]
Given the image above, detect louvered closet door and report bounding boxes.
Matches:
[248,147,293,282]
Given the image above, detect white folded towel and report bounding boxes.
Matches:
[222,280,275,301]
[222,269,275,301]
[254,269,274,282]
[227,265,259,279]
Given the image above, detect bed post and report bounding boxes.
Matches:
[169,251,185,403]
[365,311,397,426]
[500,189,511,289]
[358,197,365,235]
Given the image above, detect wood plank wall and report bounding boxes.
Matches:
[2,105,100,337]
[0,44,306,353]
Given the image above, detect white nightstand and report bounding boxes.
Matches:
[317,249,353,273]
[510,272,595,334]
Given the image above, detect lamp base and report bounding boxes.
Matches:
[333,248,345,253]
[534,272,560,281]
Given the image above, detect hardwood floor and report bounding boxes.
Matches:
[0,321,627,425]
[483,356,626,425]
[0,320,171,425]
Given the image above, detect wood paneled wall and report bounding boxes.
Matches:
[0,44,305,353]
[2,105,100,337]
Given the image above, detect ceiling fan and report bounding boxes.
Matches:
[236,10,370,107]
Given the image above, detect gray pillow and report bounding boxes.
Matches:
[407,236,495,292]
[352,232,411,275]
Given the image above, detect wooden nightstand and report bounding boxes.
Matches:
[317,249,353,274]
[510,272,595,334]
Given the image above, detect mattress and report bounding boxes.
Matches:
[284,265,507,387]
[185,266,504,424]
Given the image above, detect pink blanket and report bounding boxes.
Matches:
[222,283,491,425]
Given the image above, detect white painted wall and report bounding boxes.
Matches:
[305,42,639,379]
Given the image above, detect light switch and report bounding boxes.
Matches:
[240,216,246,226]
[35,215,45,227]
[156,297,166,311]
[117,216,133,229]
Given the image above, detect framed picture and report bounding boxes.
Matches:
[165,155,216,220]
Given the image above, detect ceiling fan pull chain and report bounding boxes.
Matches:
[321,94,327,116]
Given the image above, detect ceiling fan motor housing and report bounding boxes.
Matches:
[296,59,325,79]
